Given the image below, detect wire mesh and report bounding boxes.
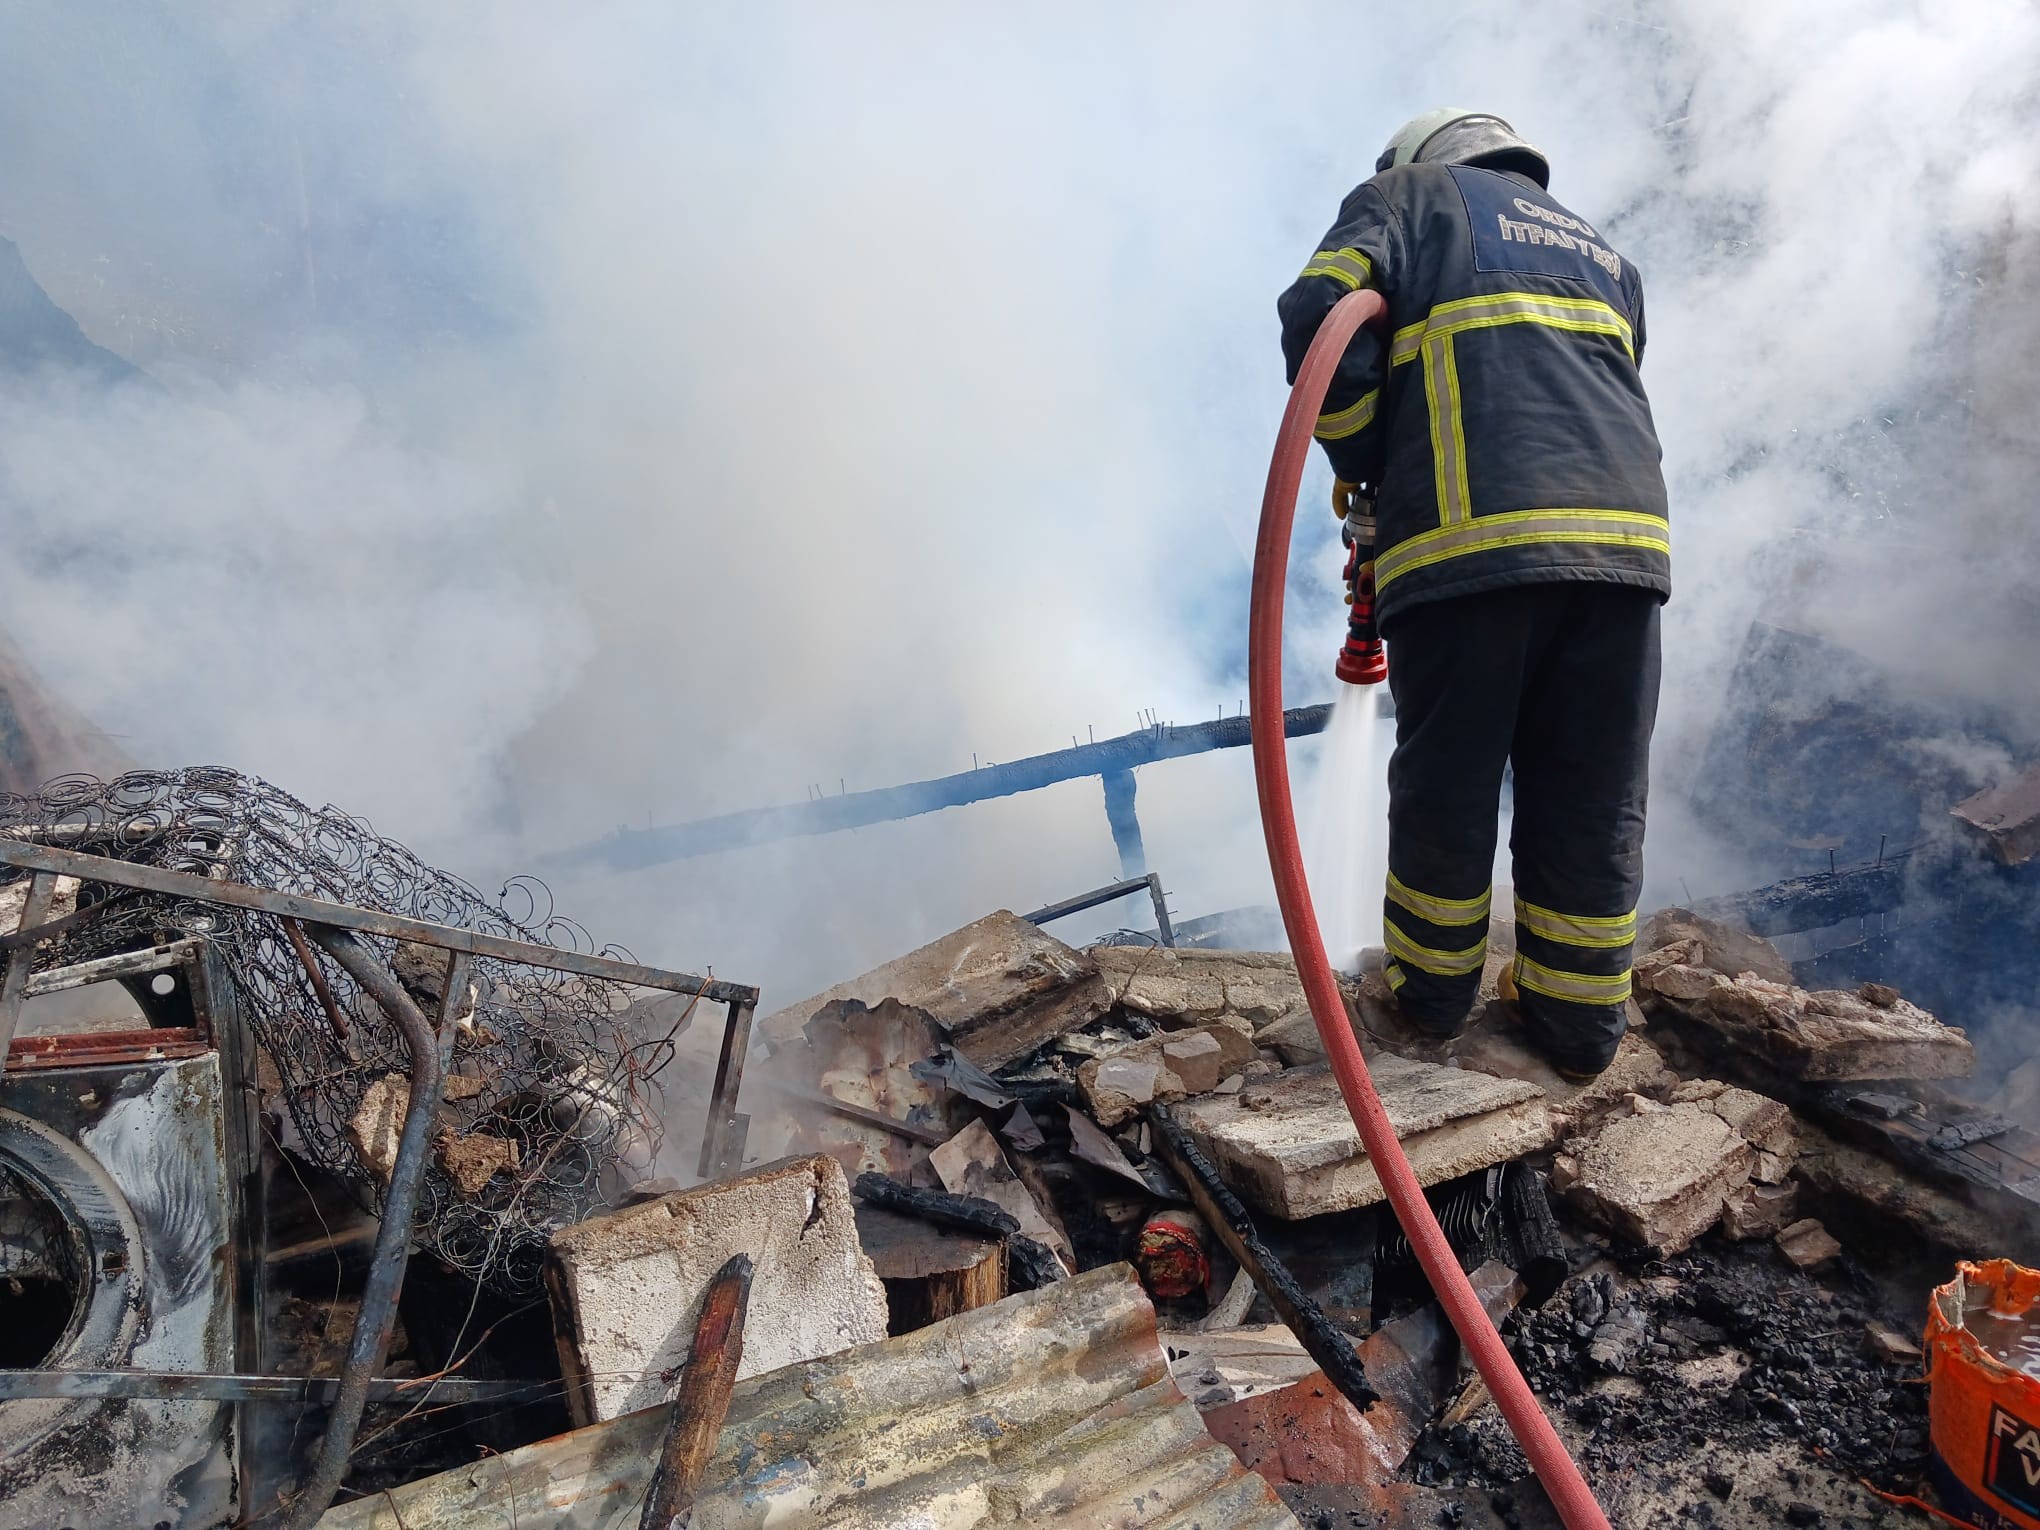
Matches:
[0,768,689,1298]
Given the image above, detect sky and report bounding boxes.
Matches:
[1,2,2036,1004]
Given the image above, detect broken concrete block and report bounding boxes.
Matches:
[1865,1320,1923,1365]
[1171,1057,1553,1220]
[1560,1102,1752,1256]
[1085,1055,1164,1123]
[1720,1181,1800,1241]
[1162,1031,1229,1094]
[1706,1086,1794,1156]
[784,997,966,1178]
[1953,766,2040,865]
[347,1073,409,1185]
[546,1153,887,1424]
[757,911,1112,1069]
[435,1129,520,1197]
[1676,975,1973,1082]
[1776,1217,1843,1270]
[1089,945,1309,1038]
[1077,1024,1260,1128]
[1636,952,1732,1003]
[930,1120,1073,1269]
[1639,907,1795,984]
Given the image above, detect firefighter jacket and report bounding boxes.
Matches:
[1278,163,1669,628]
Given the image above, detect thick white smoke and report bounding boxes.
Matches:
[1,3,2035,1001]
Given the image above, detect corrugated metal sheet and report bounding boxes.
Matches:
[318,1264,1297,1529]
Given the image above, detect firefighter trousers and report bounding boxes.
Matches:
[1379,583,1660,1073]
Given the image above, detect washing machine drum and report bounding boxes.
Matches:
[0,1106,143,1458]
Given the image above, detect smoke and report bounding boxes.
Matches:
[2,3,2037,1000]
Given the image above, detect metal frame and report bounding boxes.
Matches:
[0,836,762,1529]
[1023,872,1176,948]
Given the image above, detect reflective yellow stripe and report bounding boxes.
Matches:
[1387,871,1490,928]
[1391,292,1635,364]
[1422,338,1461,528]
[1385,918,1487,977]
[1301,247,1373,290]
[1315,389,1379,442]
[1513,954,1632,1005]
[1515,896,1638,950]
[1442,338,1470,524]
[1374,509,1669,589]
[1385,961,1408,992]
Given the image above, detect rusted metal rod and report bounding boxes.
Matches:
[0,872,57,1065]
[272,926,447,1530]
[281,917,350,1040]
[640,1253,754,1530]
[0,835,756,1004]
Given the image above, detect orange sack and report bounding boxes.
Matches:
[1928,1259,2040,1529]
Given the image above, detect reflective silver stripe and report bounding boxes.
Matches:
[1385,918,1487,978]
[1375,509,1669,589]
[1385,961,1408,992]
[1387,871,1490,928]
[1301,247,1373,290]
[1315,389,1379,442]
[1515,896,1637,950]
[1513,954,1631,1005]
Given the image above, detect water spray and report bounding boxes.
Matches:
[1250,285,1610,1529]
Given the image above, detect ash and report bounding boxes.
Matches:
[1415,1236,1930,1527]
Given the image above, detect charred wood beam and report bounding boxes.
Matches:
[852,1171,1063,1290]
[641,1254,753,1530]
[1149,1104,1379,1411]
[1687,860,1907,936]
[559,704,1337,870]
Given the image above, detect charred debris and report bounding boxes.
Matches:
[6,630,2040,1529]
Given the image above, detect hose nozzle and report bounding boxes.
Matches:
[1336,533,1388,687]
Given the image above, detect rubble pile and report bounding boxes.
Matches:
[11,832,2015,1526]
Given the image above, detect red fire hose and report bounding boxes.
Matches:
[1249,286,1611,1529]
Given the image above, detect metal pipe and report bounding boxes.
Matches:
[696,998,755,1180]
[1022,872,1176,947]
[274,926,446,1530]
[0,1369,544,1403]
[282,918,350,1039]
[0,836,756,1005]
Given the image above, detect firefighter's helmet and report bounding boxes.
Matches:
[1376,108,1549,188]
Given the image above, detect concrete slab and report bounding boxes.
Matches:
[546,1153,888,1424]
[758,911,1112,1069]
[1171,1057,1553,1220]
[1450,1028,1675,1128]
[1670,975,1973,1082]
[1090,946,1309,1038]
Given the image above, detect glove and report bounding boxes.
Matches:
[1332,479,1371,523]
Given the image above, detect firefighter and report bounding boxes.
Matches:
[1277,109,1668,1082]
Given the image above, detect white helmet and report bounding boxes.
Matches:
[1376,108,1549,188]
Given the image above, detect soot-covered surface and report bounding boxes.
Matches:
[1371,1235,1933,1527]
